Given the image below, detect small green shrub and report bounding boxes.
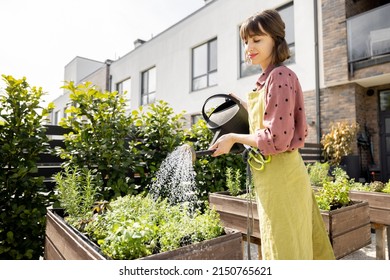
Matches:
[59,81,136,200]
[130,100,187,189]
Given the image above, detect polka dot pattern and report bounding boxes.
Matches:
[254,65,308,155]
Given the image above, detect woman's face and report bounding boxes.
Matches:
[244,31,275,70]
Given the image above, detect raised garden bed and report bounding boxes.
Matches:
[349,190,390,259]
[209,192,371,259]
[44,209,243,260]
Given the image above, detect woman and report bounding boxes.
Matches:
[209,9,335,260]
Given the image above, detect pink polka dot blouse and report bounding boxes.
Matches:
[255,64,308,156]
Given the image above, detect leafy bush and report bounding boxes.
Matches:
[84,194,224,259]
[187,119,246,200]
[59,82,136,200]
[0,75,54,259]
[130,100,187,189]
[315,167,353,211]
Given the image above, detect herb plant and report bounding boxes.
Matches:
[226,167,242,196]
[315,167,353,211]
[307,162,331,187]
[54,166,100,229]
[84,194,224,259]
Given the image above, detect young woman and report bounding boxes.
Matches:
[209,9,335,260]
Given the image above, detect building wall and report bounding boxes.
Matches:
[109,0,317,118]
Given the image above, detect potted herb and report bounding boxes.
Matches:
[44,166,243,260]
[314,167,371,259]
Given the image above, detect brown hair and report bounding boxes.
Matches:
[240,9,290,65]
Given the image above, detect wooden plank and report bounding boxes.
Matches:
[329,201,370,237]
[44,125,72,136]
[217,211,260,240]
[141,231,243,260]
[209,192,258,219]
[44,236,64,260]
[373,223,386,260]
[349,191,390,225]
[332,223,371,259]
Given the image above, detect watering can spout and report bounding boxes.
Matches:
[181,144,216,164]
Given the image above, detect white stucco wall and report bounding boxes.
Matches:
[109,0,316,116]
[54,0,317,120]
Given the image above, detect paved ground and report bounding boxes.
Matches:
[243,233,389,260]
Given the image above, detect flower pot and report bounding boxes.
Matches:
[209,192,371,259]
[44,209,243,260]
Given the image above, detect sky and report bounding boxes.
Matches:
[0,0,205,104]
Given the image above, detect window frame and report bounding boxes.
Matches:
[191,38,218,91]
[141,67,156,105]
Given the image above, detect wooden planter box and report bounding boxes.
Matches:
[349,190,390,259]
[320,201,371,259]
[44,209,243,260]
[349,190,390,226]
[209,192,371,259]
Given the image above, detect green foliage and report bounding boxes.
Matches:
[315,167,353,211]
[130,100,187,189]
[58,82,136,200]
[382,181,390,193]
[0,75,54,259]
[186,119,246,200]
[307,162,331,187]
[225,167,242,196]
[84,194,224,259]
[352,180,390,193]
[54,166,100,229]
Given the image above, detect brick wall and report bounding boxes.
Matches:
[322,0,349,84]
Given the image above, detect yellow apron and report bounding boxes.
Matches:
[247,88,335,260]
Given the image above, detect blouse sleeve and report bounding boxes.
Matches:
[255,68,306,155]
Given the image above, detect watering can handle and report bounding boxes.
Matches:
[201,93,242,123]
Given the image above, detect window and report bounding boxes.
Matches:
[278,2,295,64]
[54,110,60,125]
[192,38,217,91]
[239,2,295,78]
[117,78,131,109]
[141,67,156,105]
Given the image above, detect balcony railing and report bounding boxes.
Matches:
[347,3,390,74]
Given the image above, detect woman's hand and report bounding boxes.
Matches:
[209,134,236,157]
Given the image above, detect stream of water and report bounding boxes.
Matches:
[149,145,198,210]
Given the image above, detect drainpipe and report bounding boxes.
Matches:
[314,0,321,143]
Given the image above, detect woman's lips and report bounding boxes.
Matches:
[248,53,258,59]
